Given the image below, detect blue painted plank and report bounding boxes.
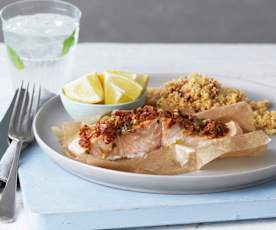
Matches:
[19,145,276,230]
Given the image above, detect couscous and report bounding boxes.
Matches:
[147,73,276,135]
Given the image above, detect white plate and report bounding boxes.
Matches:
[33,74,276,194]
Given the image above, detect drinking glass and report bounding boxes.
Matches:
[0,0,81,92]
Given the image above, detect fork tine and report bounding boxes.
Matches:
[26,84,35,129]
[35,85,41,112]
[9,82,23,131]
[16,82,29,132]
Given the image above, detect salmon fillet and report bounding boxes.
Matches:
[69,106,237,160]
[161,118,243,147]
[91,119,162,160]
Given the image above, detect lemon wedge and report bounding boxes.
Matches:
[104,70,149,88]
[104,71,144,102]
[118,94,132,103]
[98,73,104,87]
[104,79,125,104]
[110,76,143,100]
[63,73,104,103]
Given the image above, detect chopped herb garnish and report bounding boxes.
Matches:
[7,46,24,70]
[61,30,76,56]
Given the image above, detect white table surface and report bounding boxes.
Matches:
[0,43,276,230]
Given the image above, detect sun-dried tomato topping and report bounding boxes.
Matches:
[201,120,228,138]
[78,105,229,148]
[79,124,93,149]
[131,105,159,122]
[159,109,228,137]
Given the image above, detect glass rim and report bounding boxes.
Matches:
[0,0,82,23]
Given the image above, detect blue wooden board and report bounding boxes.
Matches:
[19,144,276,230]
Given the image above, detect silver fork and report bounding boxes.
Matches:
[0,82,41,222]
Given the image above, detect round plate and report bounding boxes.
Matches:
[33,74,276,194]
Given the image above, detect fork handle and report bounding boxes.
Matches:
[0,140,23,222]
[0,140,18,183]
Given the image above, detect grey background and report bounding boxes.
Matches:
[1,0,276,43]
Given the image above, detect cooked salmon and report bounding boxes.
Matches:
[96,119,162,160]
[161,118,243,149]
[69,105,241,160]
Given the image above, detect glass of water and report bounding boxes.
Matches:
[0,0,81,92]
